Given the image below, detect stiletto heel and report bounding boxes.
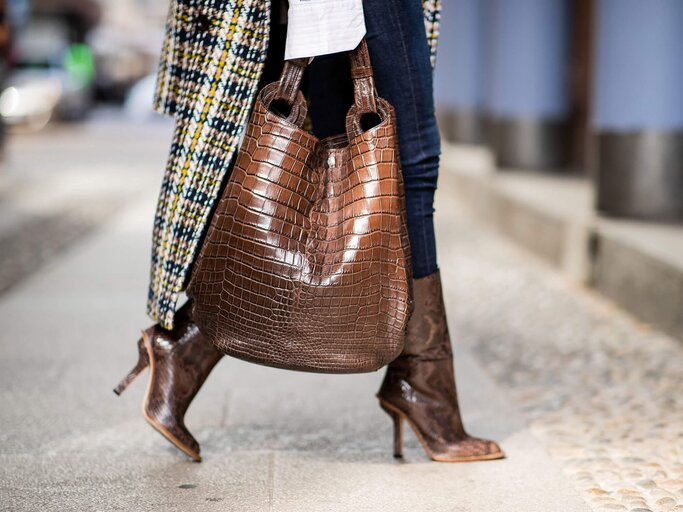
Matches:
[380,402,404,458]
[113,336,149,395]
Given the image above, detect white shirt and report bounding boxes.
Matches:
[284,0,367,60]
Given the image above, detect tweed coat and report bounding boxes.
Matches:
[149,0,442,329]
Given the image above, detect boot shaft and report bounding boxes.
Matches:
[400,270,453,361]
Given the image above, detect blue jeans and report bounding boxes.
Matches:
[304,0,441,279]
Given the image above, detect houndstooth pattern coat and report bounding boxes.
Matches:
[149,0,442,329]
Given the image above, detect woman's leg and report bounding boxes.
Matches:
[306,0,439,278]
[305,0,502,462]
[363,0,440,279]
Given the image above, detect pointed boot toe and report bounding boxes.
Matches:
[142,405,202,462]
[432,436,505,463]
[115,301,222,462]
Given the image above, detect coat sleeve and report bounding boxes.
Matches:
[423,0,442,69]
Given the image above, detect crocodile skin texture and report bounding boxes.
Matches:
[187,41,413,373]
[377,271,504,462]
[141,302,224,461]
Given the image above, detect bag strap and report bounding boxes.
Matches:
[348,39,378,114]
[276,57,309,105]
[275,39,378,114]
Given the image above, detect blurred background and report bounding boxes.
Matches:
[1,0,680,339]
[0,1,682,511]
[433,0,683,342]
[0,0,165,131]
[0,0,169,132]
[0,0,172,304]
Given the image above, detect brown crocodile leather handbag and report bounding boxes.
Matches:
[187,40,413,373]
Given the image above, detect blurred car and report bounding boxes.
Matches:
[88,25,161,103]
[123,72,158,121]
[0,18,95,131]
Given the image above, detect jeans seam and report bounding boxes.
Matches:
[388,0,428,164]
[420,192,428,276]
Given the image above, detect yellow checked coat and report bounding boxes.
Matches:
[149,0,442,329]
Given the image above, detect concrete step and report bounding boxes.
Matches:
[442,143,683,342]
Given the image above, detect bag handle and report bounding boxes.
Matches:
[348,39,378,114]
[275,39,378,115]
[276,57,310,107]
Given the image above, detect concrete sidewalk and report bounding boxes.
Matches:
[0,181,593,509]
[2,141,682,511]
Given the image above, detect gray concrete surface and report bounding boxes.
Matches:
[439,176,683,512]
[442,143,683,342]
[0,110,171,295]
[592,219,683,342]
[0,185,592,511]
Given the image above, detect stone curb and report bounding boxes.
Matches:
[441,143,683,342]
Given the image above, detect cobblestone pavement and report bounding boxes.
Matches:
[437,176,683,512]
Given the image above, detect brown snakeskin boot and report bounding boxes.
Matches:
[377,270,504,462]
[114,302,223,462]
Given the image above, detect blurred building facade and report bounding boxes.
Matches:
[0,0,167,132]
[435,0,683,222]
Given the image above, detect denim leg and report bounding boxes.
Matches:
[363,0,441,278]
[306,0,441,278]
